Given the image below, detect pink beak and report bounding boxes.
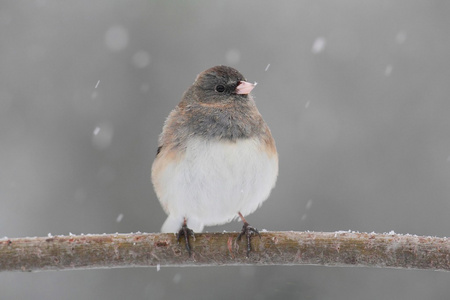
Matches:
[235,80,256,95]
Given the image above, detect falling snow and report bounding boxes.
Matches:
[173,273,181,283]
[384,65,393,76]
[105,25,129,52]
[116,213,124,223]
[395,31,407,44]
[132,51,151,69]
[312,37,326,54]
[92,123,114,150]
[91,91,98,99]
[265,63,271,71]
[225,49,240,65]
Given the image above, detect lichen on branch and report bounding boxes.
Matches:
[1,231,450,272]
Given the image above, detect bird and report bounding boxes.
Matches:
[151,65,278,256]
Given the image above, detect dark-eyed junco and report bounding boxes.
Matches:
[152,65,278,256]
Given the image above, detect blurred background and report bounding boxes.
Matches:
[1,1,450,299]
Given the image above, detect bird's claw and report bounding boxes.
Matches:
[236,222,261,257]
[177,224,195,256]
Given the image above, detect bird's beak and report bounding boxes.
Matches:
[235,81,256,95]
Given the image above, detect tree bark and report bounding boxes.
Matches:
[1,231,450,272]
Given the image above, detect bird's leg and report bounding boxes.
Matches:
[176,218,195,256]
[236,212,261,257]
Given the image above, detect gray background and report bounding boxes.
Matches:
[1,1,450,299]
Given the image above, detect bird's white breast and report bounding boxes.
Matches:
[155,137,278,232]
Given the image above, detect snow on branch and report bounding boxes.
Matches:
[1,231,450,272]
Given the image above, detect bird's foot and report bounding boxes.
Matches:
[236,222,261,257]
[176,223,195,256]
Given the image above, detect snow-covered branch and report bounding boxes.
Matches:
[1,231,450,272]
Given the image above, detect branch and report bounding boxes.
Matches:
[1,231,450,272]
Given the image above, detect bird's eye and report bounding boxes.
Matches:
[215,85,225,93]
